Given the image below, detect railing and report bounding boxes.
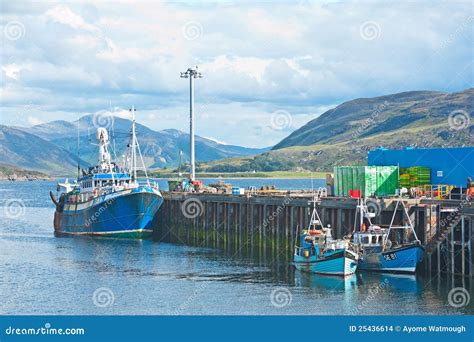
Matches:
[422,184,454,199]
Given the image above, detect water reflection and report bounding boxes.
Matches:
[378,273,421,293]
[295,271,359,292]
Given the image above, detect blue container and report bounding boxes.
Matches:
[232,187,244,195]
[368,147,474,187]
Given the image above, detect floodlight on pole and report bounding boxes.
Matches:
[180,66,202,181]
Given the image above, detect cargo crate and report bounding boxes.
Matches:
[334,166,398,197]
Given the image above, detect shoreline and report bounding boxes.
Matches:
[149,171,330,180]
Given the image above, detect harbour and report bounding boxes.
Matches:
[1,179,473,315]
[155,189,474,278]
[2,1,474,340]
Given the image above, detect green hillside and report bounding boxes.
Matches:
[198,88,473,172]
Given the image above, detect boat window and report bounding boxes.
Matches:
[362,236,369,244]
[371,236,377,244]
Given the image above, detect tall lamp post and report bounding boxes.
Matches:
[180,66,202,181]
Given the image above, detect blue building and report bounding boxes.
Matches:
[368,147,474,187]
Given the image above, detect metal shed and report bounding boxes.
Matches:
[368,147,474,187]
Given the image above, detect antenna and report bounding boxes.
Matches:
[77,120,80,181]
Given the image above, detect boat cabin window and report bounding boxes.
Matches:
[361,236,369,244]
[371,236,377,244]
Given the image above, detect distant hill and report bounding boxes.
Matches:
[7,115,268,174]
[0,163,51,180]
[274,89,473,149]
[0,126,85,175]
[199,88,473,172]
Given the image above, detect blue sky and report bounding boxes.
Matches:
[1,0,472,147]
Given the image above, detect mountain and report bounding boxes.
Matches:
[46,116,267,169]
[199,88,473,172]
[0,126,85,174]
[9,115,268,174]
[16,120,79,140]
[274,89,473,149]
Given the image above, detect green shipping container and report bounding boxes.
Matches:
[334,166,399,197]
[375,166,399,196]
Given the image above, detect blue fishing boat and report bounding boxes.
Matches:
[50,108,163,238]
[293,195,359,276]
[352,198,424,273]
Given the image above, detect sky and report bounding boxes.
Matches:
[1,0,472,147]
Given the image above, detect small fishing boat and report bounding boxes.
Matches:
[50,108,163,238]
[351,197,424,273]
[293,195,359,276]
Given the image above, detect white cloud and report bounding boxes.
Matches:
[1,1,472,147]
[2,64,22,80]
[45,4,97,32]
[27,116,44,126]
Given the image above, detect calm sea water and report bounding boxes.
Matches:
[1,180,472,315]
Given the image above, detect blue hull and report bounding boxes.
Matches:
[294,250,358,276]
[54,187,163,238]
[359,244,424,273]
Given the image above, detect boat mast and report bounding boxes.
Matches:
[308,187,325,230]
[178,150,183,177]
[383,196,420,250]
[130,106,137,182]
[128,106,150,187]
